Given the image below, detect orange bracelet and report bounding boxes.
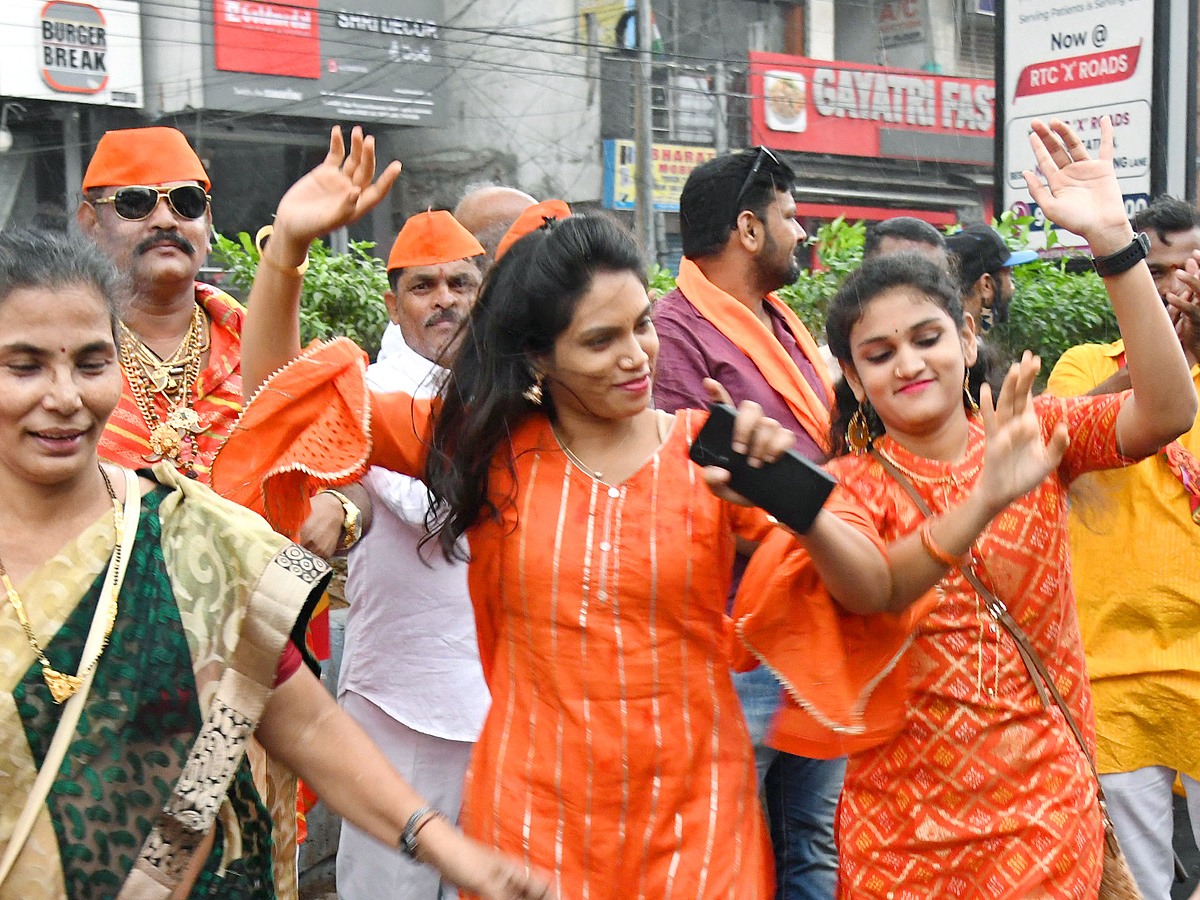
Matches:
[919,519,965,568]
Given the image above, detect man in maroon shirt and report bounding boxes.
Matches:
[653,148,842,900]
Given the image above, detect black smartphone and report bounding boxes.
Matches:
[689,402,837,534]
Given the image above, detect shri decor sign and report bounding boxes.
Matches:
[203,0,443,124]
[602,140,716,212]
[0,0,141,106]
[748,52,994,166]
[1000,0,1154,248]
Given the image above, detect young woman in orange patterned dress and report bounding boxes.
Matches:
[734,119,1198,899]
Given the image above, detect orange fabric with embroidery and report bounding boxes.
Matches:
[736,394,1135,900]
[212,338,775,900]
[100,283,244,484]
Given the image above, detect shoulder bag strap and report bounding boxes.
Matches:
[0,468,141,889]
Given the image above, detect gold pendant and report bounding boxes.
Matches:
[166,407,201,433]
[149,423,182,459]
[43,667,82,704]
[147,367,172,392]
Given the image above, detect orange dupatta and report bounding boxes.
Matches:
[675,258,834,452]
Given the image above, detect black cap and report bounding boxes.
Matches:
[945,224,1038,285]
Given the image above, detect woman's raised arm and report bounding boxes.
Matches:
[1024,116,1197,456]
[241,126,402,398]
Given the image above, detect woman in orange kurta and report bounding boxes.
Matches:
[732,119,1199,899]
[215,212,789,900]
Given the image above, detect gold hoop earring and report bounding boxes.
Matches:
[523,371,544,406]
[846,401,873,454]
[963,371,979,413]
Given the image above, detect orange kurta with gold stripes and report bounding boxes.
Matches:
[100,283,244,484]
[374,402,773,900]
[209,338,774,900]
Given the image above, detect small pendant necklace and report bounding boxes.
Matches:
[554,411,667,483]
[0,465,122,703]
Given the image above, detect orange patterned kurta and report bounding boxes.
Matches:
[210,339,774,900]
[100,283,245,484]
[738,394,1133,900]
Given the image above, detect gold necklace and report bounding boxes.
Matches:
[553,411,667,483]
[119,305,206,470]
[0,465,122,703]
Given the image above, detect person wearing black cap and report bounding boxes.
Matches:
[945,223,1038,334]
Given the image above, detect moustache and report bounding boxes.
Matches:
[136,232,195,257]
[425,310,463,328]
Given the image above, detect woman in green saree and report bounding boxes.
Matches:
[0,229,552,900]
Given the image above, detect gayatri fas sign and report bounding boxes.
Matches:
[749,51,995,166]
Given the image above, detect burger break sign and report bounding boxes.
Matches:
[749,51,994,166]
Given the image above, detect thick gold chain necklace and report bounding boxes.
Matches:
[119,304,206,469]
[0,465,122,703]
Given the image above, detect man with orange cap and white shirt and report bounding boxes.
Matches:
[75,125,369,557]
[336,209,493,900]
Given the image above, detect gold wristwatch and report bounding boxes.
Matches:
[321,489,362,551]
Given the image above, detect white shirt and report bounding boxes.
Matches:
[338,323,490,742]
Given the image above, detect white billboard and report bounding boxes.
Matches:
[0,0,142,107]
[1001,0,1154,248]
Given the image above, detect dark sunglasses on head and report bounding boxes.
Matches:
[92,184,211,221]
[731,145,781,226]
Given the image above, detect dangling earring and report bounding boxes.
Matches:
[523,370,544,406]
[846,401,873,454]
[963,371,980,414]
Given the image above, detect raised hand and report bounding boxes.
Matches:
[1166,251,1200,364]
[1022,117,1131,251]
[272,125,403,249]
[976,352,1070,516]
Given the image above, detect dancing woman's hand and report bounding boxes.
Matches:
[976,351,1070,517]
[699,378,796,506]
[1023,116,1133,255]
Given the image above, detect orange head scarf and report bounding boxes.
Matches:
[387,210,485,271]
[494,199,572,260]
[82,126,210,191]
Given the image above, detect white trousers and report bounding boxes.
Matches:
[1100,766,1200,900]
[336,691,475,900]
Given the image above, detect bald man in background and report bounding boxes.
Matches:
[453,185,535,267]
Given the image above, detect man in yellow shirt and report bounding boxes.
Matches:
[1047,195,1200,900]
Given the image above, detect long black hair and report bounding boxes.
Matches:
[423,214,646,559]
[826,252,969,453]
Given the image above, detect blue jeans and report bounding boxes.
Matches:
[732,667,844,900]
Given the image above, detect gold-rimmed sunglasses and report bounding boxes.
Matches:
[91,185,211,221]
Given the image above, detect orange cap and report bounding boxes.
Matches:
[387,210,485,271]
[82,126,211,191]
[495,200,572,260]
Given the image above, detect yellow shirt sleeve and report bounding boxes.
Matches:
[1046,341,1121,398]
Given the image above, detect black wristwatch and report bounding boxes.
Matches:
[1091,232,1150,278]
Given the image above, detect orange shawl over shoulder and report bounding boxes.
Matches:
[675,258,834,452]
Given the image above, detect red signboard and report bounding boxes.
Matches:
[213,0,320,79]
[750,52,994,166]
[1013,42,1141,98]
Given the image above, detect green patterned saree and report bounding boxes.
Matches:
[0,465,328,900]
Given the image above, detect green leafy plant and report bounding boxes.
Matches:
[212,231,391,361]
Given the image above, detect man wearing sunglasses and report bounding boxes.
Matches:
[652,147,842,900]
[75,126,241,487]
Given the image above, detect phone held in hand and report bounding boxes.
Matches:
[689,402,837,534]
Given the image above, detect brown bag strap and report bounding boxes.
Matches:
[868,448,1097,776]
